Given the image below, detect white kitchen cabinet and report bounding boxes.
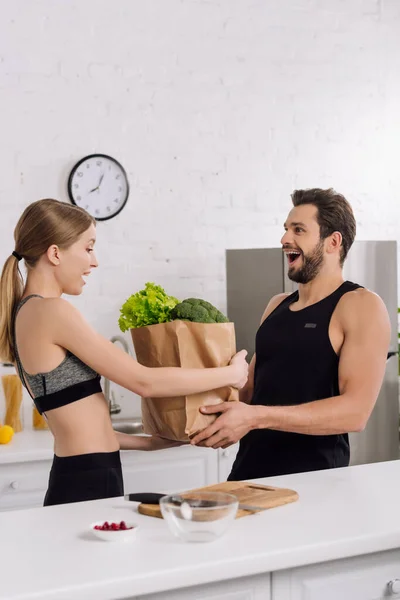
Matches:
[272,549,400,600]
[121,445,219,494]
[133,573,271,600]
[0,445,220,511]
[218,444,239,481]
[0,459,52,511]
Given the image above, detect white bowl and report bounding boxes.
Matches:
[90,520,139,542]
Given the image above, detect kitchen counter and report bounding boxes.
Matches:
[0,422,146,464]
[0,428,54,463]
[1,459,400,600]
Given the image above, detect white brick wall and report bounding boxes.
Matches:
[1,0,399,417]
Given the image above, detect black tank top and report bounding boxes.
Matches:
[229,280,362,481]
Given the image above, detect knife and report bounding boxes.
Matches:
[124,492,266,513]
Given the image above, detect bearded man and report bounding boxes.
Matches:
[192,188,390,479]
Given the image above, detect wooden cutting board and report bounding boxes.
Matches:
[138,481,299,519]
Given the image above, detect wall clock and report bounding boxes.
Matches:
[67,154,129,221]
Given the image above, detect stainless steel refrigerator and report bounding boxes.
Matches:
[226,241,399,466]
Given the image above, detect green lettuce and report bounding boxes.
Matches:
[118,282,179,332]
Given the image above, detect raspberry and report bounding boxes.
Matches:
[94,521,134,532]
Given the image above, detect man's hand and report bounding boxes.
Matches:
[190,402,256,449]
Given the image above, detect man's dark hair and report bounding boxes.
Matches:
[291,188,356,265]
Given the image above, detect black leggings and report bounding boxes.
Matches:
[43,450,124,506]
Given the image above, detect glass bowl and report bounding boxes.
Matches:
[159,491,238,543]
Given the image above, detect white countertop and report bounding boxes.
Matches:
[1,459,400,600]
[0,422,145,464]
[0,428,54,463]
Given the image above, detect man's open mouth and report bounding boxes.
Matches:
[284,250,302,266]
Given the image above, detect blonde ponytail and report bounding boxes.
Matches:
[0,255,24,363]
[0,198,94,364]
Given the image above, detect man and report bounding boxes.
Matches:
[191,188,391,480]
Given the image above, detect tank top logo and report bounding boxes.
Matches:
[304,323,317,328]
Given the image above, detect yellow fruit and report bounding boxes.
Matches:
[0,425,14,444]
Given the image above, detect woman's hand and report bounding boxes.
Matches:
[229,349,249,389]
[146,436,189,451]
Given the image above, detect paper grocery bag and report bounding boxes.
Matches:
[130,320,239,442]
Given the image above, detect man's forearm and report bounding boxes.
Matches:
[251,394,367,435]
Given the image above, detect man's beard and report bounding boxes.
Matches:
[288,239,325,284]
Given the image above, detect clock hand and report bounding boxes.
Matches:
[89,173,104,193]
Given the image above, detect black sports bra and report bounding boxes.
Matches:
[13,295,102,415]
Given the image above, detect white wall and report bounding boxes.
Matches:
[1,0,399,417]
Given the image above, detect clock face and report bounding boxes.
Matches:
[67,154,129,221]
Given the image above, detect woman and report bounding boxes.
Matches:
[0,199,248,506]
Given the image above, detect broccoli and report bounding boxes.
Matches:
[170,298,229,324]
